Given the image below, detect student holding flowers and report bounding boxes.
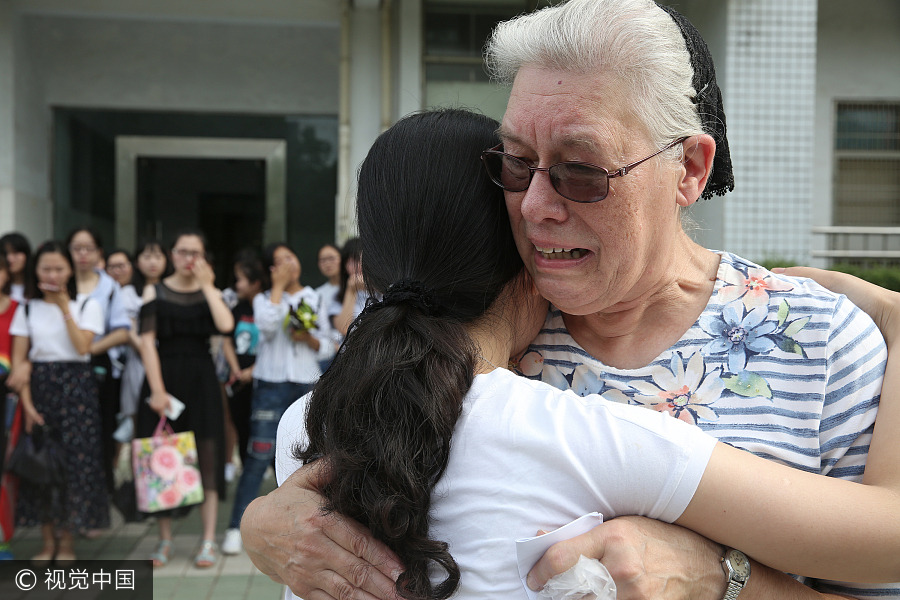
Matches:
[221,242,333,556]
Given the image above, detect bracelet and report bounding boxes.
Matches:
[63,312,74,321]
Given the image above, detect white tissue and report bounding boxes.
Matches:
[537,555,617,600]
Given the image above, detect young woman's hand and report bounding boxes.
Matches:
[6,360,31,392]
[189,257,216,289]
[291,329,312,344]
[39,282,71,310]
[23,403,46,434]
[269,261,294,292]
[148,390,171,417]
[775,266,900,346]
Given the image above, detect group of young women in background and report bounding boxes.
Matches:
[0,228,360,567]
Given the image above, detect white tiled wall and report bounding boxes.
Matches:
[723,0,818,264]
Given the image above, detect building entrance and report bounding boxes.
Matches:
[137,156,266,287]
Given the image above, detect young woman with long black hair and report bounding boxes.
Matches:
[274,109,900,600]
[9,241,108,562]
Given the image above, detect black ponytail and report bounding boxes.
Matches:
[297,109,523,599]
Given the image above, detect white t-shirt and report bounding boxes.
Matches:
[276,368,716,599]
[9,298,105,362]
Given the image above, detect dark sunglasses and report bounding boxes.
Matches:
[481,137,688,203]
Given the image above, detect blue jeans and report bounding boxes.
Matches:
[229,379,313,529]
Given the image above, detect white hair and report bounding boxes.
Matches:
[485,0,704,150]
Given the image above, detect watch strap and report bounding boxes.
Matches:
[723,579,744,600]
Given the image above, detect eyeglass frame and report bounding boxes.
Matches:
[481,136,689,203]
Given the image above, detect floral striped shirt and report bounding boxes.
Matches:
[513,251,895,598]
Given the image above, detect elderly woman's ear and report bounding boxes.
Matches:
[676,134,717,206]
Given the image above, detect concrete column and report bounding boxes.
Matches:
[337,2,384,241]
[0,2,16,230]
[722,0,818,264]
[396,0,423,119]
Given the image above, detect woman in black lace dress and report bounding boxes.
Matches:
[135,231,233,568]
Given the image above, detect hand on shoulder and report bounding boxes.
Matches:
[775,266,900,346]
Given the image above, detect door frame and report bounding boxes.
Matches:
[115,136,286,249]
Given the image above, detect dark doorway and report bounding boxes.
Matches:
[137,157,266,288]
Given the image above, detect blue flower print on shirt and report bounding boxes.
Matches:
[700,299,778,373]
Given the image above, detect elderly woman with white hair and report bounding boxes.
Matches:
[241,2,896,600]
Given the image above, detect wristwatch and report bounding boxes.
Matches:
[720,548,751,599]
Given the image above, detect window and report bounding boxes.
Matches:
[833,102,900,225]
[423,1,554,119]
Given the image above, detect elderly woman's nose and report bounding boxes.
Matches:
[518,173,570,223]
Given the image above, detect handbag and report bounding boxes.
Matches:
[6,423,67,489]
[131,417,204,513]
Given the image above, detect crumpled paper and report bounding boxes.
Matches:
[537,555,617,600]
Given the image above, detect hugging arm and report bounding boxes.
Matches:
[242,463,403,600]
[529,268,900,600]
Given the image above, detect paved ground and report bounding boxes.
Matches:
[7,456,285,600]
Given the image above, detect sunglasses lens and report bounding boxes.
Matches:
[484,153,530,192]
[550,163,609,203]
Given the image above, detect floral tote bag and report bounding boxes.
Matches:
[131,417,204,513]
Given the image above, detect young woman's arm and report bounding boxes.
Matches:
[11,335,43,432]
[334,272,364,337]
[6,334,31,393]
[137,285,169,417]
[90,328,130,355]
[192,259,234,334]
[678,440,900,582]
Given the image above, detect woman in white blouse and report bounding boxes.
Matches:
[221,242,333,556]
[8,240,109,563]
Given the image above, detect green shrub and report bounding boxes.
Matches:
[755,260,900,292]
[831,264,900,292]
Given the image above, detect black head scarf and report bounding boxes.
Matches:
[659,4,735,199]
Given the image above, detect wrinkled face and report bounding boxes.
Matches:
[137,246,167,283]
[68,231,101,273]
[171,235,205,275]
[36,252,72,290]
[273,246,301,282]
[317,246,341,280]
[106,252,133,286]
[500,65,683,316]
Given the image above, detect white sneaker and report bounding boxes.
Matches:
[222,528,242,555]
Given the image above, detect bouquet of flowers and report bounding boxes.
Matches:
[284,299,318,334]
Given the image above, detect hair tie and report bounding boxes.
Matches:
[361,279,441,317]
[660,5,735,199]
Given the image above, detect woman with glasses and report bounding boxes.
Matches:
[135,230,233,569]
[272,108,900,600]
[314,243,343,372]
[247,2,893,598]
[65,228,132,528]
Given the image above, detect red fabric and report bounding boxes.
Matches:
[0,299,17,376]
[1,402,22,542]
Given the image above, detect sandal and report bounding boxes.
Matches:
[193,540,218,569]
[149,539,173,568]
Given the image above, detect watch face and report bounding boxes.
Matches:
[728,550,751,579]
